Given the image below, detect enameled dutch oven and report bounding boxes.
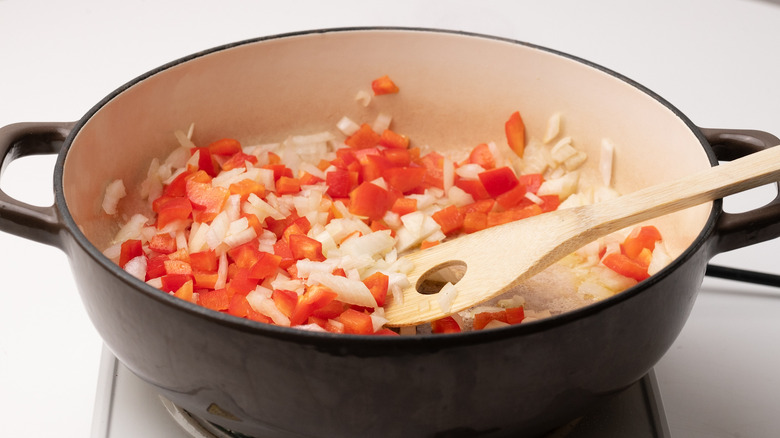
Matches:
[2,28,780,438]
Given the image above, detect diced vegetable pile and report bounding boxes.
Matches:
[103,75,671,335]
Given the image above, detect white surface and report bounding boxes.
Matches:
[0,1,778,437]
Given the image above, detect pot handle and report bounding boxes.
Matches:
[0,121,74,249]
[701,127,780,254]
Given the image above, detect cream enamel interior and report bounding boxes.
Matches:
[62,30,712,263]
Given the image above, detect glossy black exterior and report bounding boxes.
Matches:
[2,29,780,437]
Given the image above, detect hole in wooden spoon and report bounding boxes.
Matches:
[416,260,467,295]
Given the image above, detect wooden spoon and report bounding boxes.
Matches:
[383,145,780,327]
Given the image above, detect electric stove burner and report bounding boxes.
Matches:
[94,346,670,438]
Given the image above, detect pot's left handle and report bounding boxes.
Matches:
[0,121,74,249]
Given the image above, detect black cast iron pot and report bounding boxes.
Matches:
[2,28,780,437]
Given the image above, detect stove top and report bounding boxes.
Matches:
[92,347,671,438]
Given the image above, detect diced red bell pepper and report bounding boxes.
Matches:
[432,204,465,235]
[164,259,192,276]
[191,147,218,177]
[462,211,488,234]
[473,310,508,330]
[193,271,219,289]
[478,166,519,198]
[381,147,412,167]
[156,197,193,230]
[290,285,339,326]
[198,288,230,311]
[494,183,528,210]
[379,129,409,149]
[326,169,355,198]
[602,252,649,281]
[518,173,544,194]
[374,328,400,336]
[272,289,298,318]
[227,268,259,295]
[505,111,526,157]
[362,271,389,307]
[248,252,282,280]
[190,250,218,272]
[148,234,177,255]
[281,217,312,242]
[468,143,496,169]
[460,199,496,214]
[311,298,346,320]
[186,175,229,221]
[337,308,375,335]
[161,274,192,293]
[289,234,325,262]
[420,240,440,249]
[163,170,191,198]
[418,152,445,189]
[349,182,392,221]
[622,226,662,260]
[383,166,427,194]
[431,316,462,334]
[345,124,381,149]
[371,75,399,95]
[227,294,252,318]
[221,152,258,172]
[539,195,561,213]
[505,307,525,325]
[146,255,168,280]
[276,176,301,195]
[262,164,294,181]
[455,178,492,201]
[390,197,417,216]
[119,239,144,268]
[208,138,242,156]
[359,153,392,183]
[173,280,194,303]
[272,239,296,269]
[487,204,542,227]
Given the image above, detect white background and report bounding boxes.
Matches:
[1,1,779,436]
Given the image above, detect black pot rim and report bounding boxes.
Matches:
[52,26,721,347]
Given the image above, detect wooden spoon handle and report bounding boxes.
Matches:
[581,144,780,236]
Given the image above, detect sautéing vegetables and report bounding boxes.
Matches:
[102,75,670,335]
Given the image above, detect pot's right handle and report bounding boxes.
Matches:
[701,128,780,254]
[0,122,73,249]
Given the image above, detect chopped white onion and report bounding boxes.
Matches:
[243,193,286,223]
[370,313,389,332]
[372,112,392,135]
[113,214,149,244]
[455,163,486,180]
[294,323,328,333]
[436,282,458,313]
[246,289,290,326]
[543,113,562,144]
[338,230,395,260]
[355,90,371,106]
[447,186,475,207]
[442,156,455,193]
[102,179,126,215]
[307,272,377,308]
[214,252,228,290]
[600,138,615,186]
[337,116,361,136]
[124,255,147,281]
[174,130,196,149]
[537,171,580,200]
